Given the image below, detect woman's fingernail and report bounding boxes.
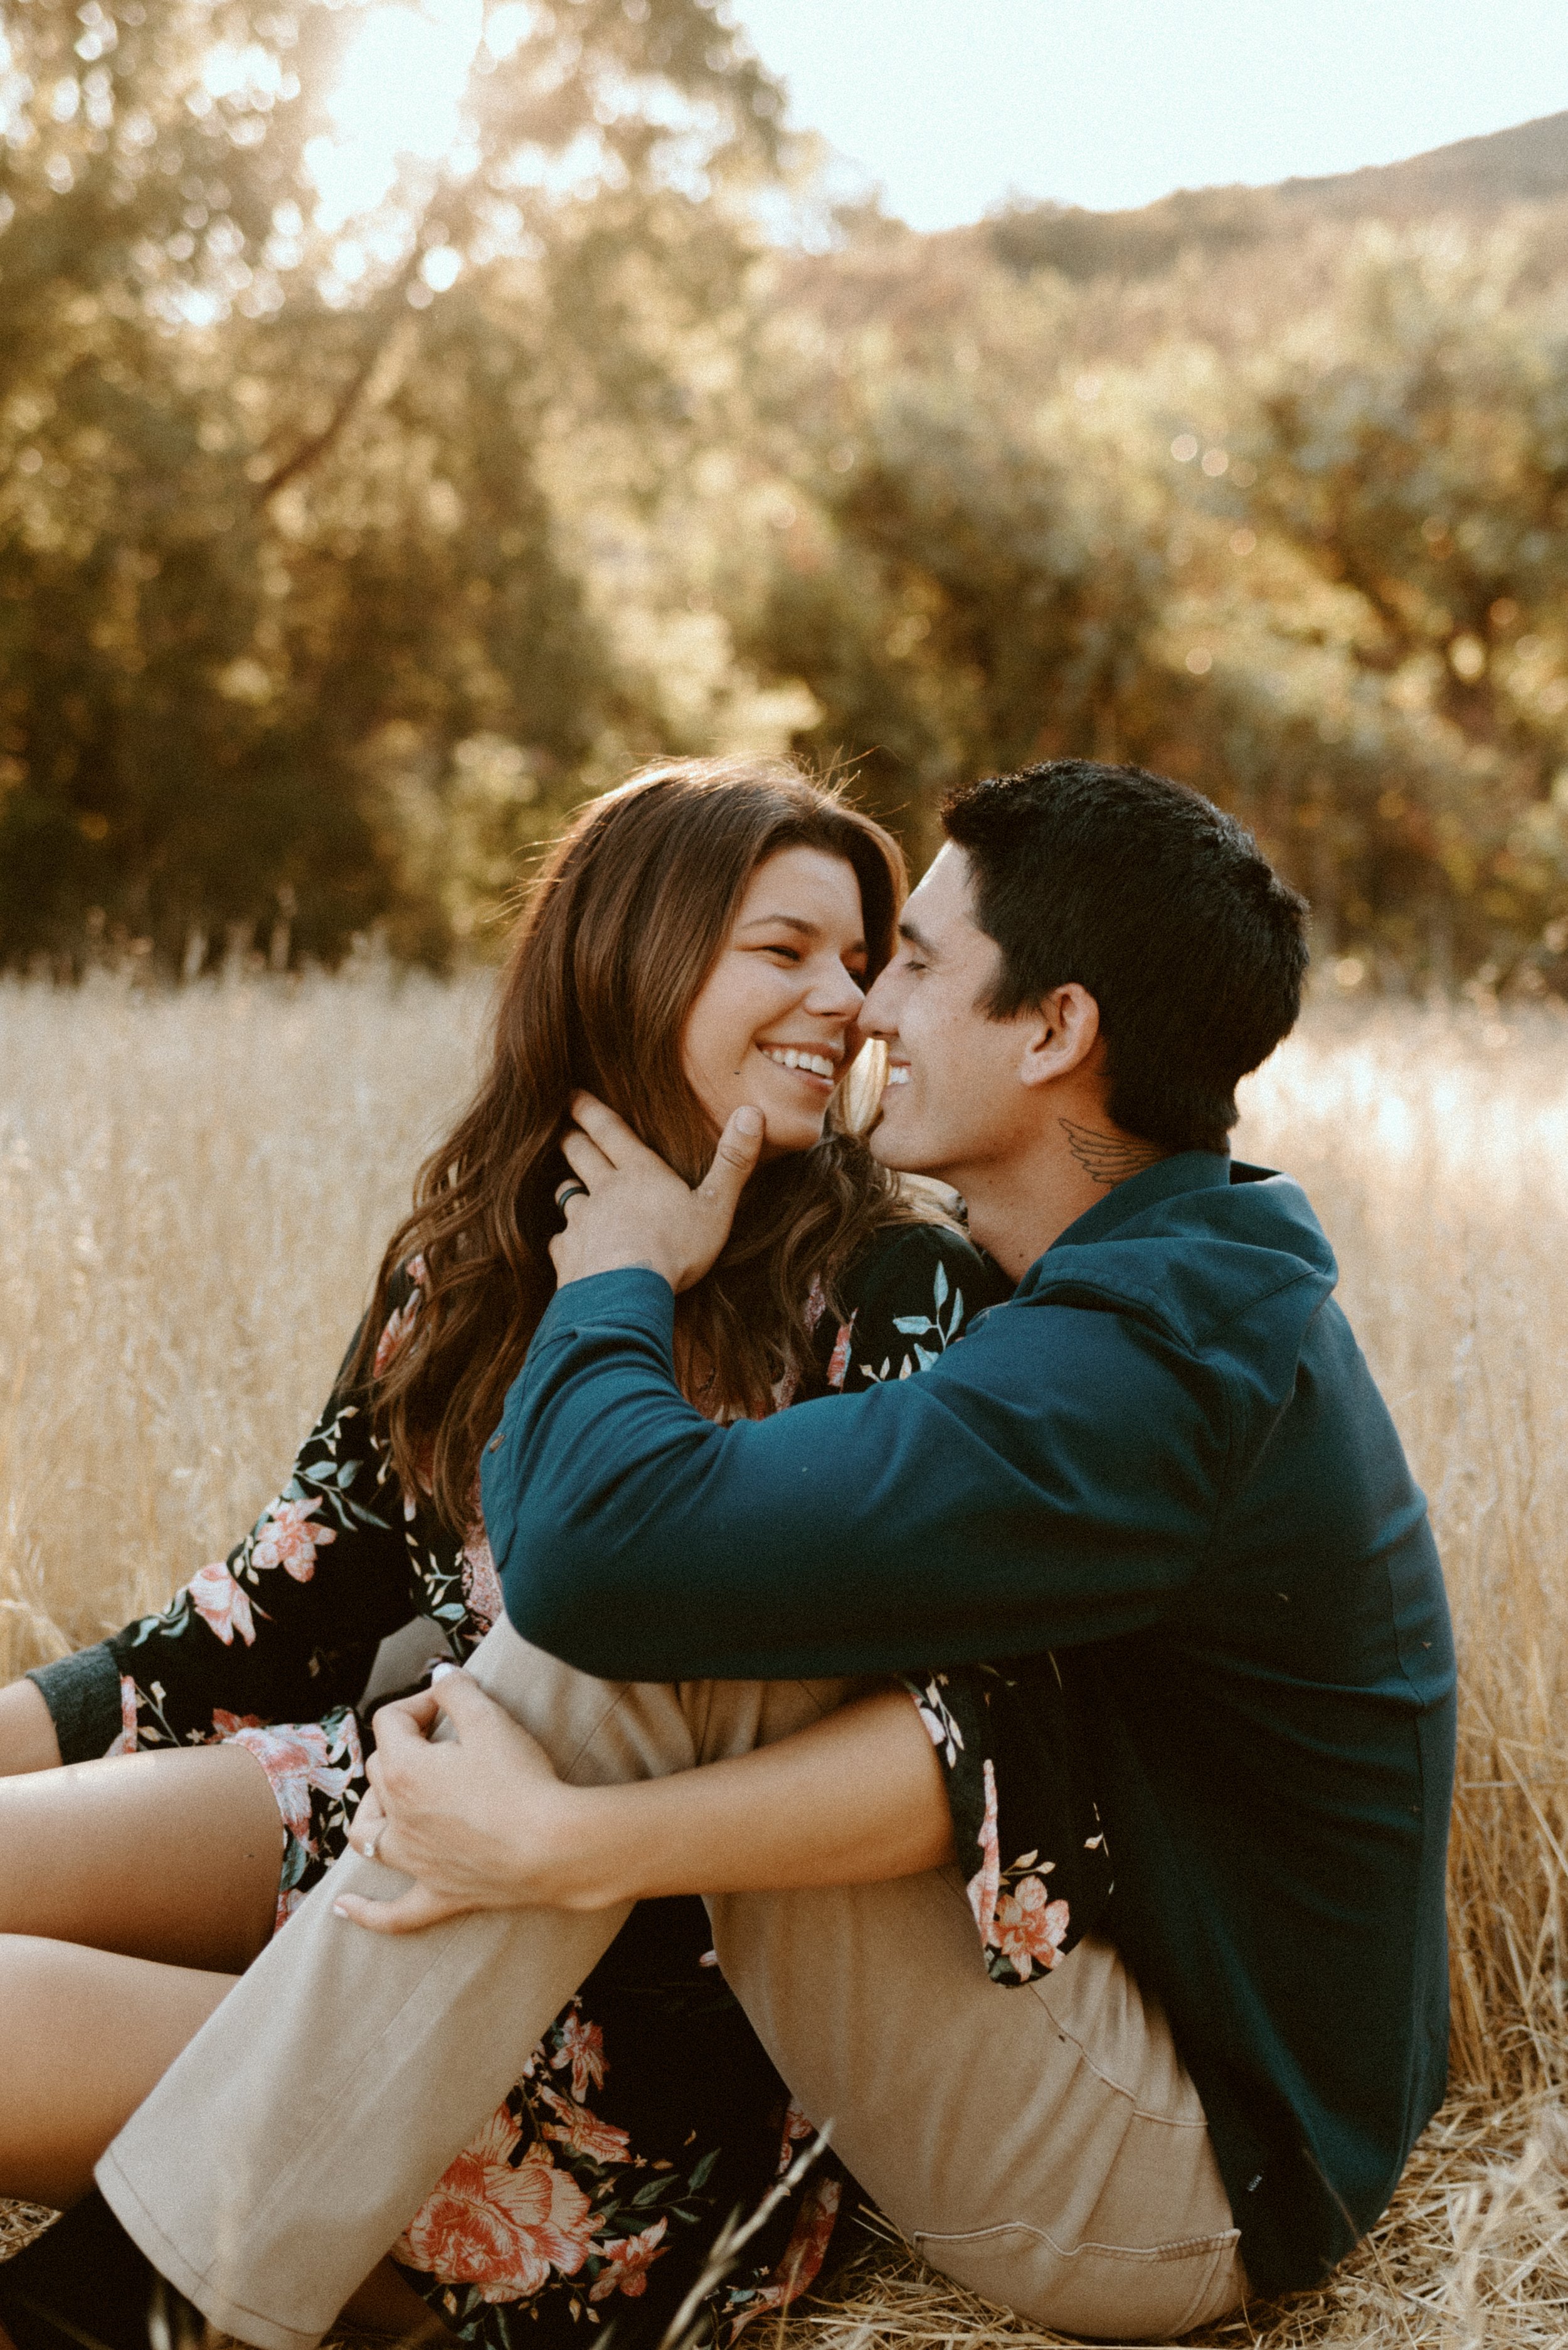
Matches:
[736,1106,763,1135]
[332,1901,350,1918]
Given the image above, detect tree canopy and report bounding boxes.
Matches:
[3,2,1567,988]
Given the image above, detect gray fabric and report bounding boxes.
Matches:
[27,1640,122,1762]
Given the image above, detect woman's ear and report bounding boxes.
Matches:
[1017,984,1102,1090]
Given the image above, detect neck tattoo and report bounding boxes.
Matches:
[1059,1117,1165,1189]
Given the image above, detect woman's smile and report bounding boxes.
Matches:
[755,1041,842,1091]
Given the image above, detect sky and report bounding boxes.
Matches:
[728,0,1568,227]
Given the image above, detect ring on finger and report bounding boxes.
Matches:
[554,1179,590,1210]
[360,1822,384,1861]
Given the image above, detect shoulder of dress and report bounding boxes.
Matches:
[835,1220,1005,1316]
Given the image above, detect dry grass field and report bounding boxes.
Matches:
[4,970,1568,2346]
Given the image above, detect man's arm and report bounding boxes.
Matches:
[482,1267,1227,1683]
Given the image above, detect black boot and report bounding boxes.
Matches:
[0,2190,207,2350]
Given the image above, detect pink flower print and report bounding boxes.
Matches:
[188,1560,257,1647]
[210,1709,265,1736]
[551,2011,607,2103]
[726,2177,841,2341]
[589,2220,668,2303]
[536,2083,631,2165]
[275,1886,306,1935]
[825,1316,857,1391]
[776,2100,815,2177]
[250,1496,336,1583]
[225,1717,363,1851]
[802,1273,828,1335]
[105,1674,140,1757]
[992,1874,1071,1980]
[776,2174,839,2299]
[461,1527,504,1631]
[397,2108,595,2303]
[966,1757,1001,1949]
[373,1290,422,1378]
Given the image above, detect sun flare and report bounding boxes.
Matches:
[310,0,485,228]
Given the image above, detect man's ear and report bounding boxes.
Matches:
[1017,984,1102,1090]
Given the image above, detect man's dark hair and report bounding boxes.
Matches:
[941,760,1309,1156]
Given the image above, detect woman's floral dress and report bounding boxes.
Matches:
[31,1223,1111,2349]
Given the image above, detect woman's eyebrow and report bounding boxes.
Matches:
[737,913,868,955]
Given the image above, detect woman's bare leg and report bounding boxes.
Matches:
[0,1744,283,1972]
[0,1677,63,1773]
[0,1936,450,2338]
[0,1935,236,2206]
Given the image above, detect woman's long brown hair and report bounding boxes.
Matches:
[352,757,923,1529]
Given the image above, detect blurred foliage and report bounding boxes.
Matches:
[3,3,1568,988]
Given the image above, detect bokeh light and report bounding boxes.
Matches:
[307,0,483,229]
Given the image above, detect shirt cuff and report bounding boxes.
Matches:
[28,1643,125,1762]
[529,1265,676,1351]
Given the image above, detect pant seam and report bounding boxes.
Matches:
[1024,1984,1212,2126]
[915,2221,1239,2265]
[231,1918,522,2275]
[552,1679,637,1782]
[97,2150,319,2350]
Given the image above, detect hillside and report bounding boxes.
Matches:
[982,108,1568,281]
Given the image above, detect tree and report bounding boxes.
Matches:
[0,0,785,964]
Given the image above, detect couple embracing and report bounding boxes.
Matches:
[0,755,1454,2350]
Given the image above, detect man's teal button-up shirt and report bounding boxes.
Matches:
[482,1152,1456,2296]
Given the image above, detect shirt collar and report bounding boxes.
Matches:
[1046,1149,1247,1254]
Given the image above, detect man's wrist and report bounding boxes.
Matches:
[556,1249,672,1291]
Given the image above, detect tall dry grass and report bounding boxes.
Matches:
[4,972,1568,2342]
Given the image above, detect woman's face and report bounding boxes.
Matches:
[681,846,870,1159]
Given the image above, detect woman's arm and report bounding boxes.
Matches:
[573,1688,956,1905]
[25,1290,426,1767]
[0,1678,64,1775]
[332,1676,954,1935]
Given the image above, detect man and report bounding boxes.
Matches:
[1,762,1454,2350]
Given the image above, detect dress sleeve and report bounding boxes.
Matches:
[903,1656,1115,1986]
[822,1230,1116,1989]
[28,1276,426,1762]
[815,1219,1007,1395]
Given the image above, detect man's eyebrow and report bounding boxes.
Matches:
[898,916,938,956]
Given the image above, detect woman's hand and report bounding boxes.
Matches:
[549,1093,763,1294]
[332,1672,600,1938]
[333,1674,955,1939]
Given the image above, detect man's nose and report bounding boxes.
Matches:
[856,965,899,1039]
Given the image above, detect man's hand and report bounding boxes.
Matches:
[332,1672,596,1937]
[549,1093,764,1294]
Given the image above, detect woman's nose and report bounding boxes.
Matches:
[807,962,866,1018]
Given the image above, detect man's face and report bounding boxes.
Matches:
[859,844,1041,1187]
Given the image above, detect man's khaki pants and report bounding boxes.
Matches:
[97,1620,1244,2349]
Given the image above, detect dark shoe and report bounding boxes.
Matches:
[0,2191,207,2350]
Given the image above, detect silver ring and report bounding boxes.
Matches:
[554,1179,589,1210]
[361,1822,384,1861]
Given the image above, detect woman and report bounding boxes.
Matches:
[0,759,1030,2346]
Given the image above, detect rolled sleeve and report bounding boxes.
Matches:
[28,1641,125,1762]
